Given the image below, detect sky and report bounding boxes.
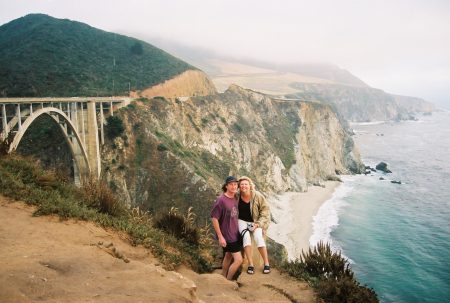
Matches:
[1,0,449,109]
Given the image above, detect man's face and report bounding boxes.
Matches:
[226,181,238,194]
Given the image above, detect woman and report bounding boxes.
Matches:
[236,176,271,274]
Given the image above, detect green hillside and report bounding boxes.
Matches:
[0,14,197,97]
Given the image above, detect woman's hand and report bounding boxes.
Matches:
[218,235,227,247]
[250,223,258,232]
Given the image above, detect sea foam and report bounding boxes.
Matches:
[310,176,356,263]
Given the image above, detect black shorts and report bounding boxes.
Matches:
[223,241,241,253]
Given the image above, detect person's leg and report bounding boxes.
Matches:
[227,251,243,280]
[239,220,253,272]
[221,252,232,278]
[253,228,270,271]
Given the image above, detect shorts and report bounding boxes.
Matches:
[222,241,241,253]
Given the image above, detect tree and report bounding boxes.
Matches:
[105,116,125,139]
[130,42,143,56]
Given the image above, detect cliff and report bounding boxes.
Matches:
[130,70,217,98]
[391,94,437,112]
[287,82,414,122]
[101,84,365,223]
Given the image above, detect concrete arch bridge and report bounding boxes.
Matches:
[0,97,130,185]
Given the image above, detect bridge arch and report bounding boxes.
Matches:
[9,107,91,179]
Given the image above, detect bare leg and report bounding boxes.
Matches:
[221,252,232,278]
[227,251,243,280]
[258,246,270,273]
[244,245,254,273]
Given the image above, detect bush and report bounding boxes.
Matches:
[234,123,243,132]
[105,116,125,139]
[282,241,378,303]
[109,181,118,191]
[153,208,198,245]
[220,117,226,124]
[157,143,168,151]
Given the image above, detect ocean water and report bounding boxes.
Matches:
[310,111,450,302]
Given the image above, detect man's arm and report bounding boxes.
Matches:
[212,217,227,247]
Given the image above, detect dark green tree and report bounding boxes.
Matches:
[130,42,143,55]
[105,116,125,139]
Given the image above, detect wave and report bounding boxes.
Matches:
[310,176,358,263]
[350,121,387,126]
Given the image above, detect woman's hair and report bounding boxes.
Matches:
[238,176,254,191]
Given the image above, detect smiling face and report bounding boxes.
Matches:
[225,181,238,195]
[239,180,250,194]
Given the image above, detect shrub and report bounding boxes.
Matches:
[124,142,129,147]
[201,118,209,124]
[174,140,182,149]
[282,241,378,303]
[111,159,116,164]
[157,143,168,151]
[220,117,226,123]
[127,102,136,110]
[122,135,128,141]
[105,116,125,139]
[234,123,243,132]
[133,123,140,130]
[118,164,125,170]
[109,181,118,191]
[153,207,199,245]
[136,138,142,146]
[175,98,181,104]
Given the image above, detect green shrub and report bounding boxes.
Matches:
[109,181,118,191]
[282,241,378,303]
[155,130,164,137]
[174,140,182,149]
[175,98,181,104]
[112,159,116,164]
[124,142,129,147]
[157,143,168,151]
[136,138,142,146]
[105,116,125,139]
[118,164,125,170]
[122,135,128,141]
[234,123,243,132]
[127,102,136,110]
[133,123,140,130]
[201,118,209,124]
[220,117,226,124]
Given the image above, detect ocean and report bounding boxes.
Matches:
[310,111,450,302]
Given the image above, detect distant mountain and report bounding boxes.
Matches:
[0,14,196,97]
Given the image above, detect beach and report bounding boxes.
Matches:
[266,181,340,260]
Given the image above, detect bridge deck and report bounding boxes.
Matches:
[0,97,130,104]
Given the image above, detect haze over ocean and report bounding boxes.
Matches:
[310,111,450,302]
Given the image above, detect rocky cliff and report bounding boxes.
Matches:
[390,94,437,112]
[286,82,416,122]
[102,84,365,223]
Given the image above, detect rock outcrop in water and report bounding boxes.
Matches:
[376,162,392,173]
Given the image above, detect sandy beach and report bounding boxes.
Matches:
[266,181,341,260]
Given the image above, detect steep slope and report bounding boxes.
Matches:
[0,14,200,97]
[287,82,414,122]
[101,85,365,223]
[391,94,437,113]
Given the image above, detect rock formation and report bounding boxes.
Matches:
[102,84,365,222]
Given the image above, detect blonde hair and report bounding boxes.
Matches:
[238,176,255,191]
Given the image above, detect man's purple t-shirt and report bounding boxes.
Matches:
[210,194,239,243]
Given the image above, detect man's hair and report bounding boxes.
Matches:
[221,183,228,193]
[238,176,254,191]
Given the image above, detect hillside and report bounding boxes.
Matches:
[0,14,197,97]
[96,85,365,224]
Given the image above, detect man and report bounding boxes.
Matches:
[210,176,243,280]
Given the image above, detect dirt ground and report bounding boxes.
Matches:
[0,195,314,302]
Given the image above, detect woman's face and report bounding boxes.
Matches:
[240,180,250,193]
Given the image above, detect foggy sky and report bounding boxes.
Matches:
[1,0,449,108]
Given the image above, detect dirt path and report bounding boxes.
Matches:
[0,196,314,302]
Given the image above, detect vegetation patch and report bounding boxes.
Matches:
[0,14,196,97]
[105,116,126,139]
[0,153,214,273]
[281,241,378,303]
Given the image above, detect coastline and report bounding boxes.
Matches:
[266,181,340,260]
